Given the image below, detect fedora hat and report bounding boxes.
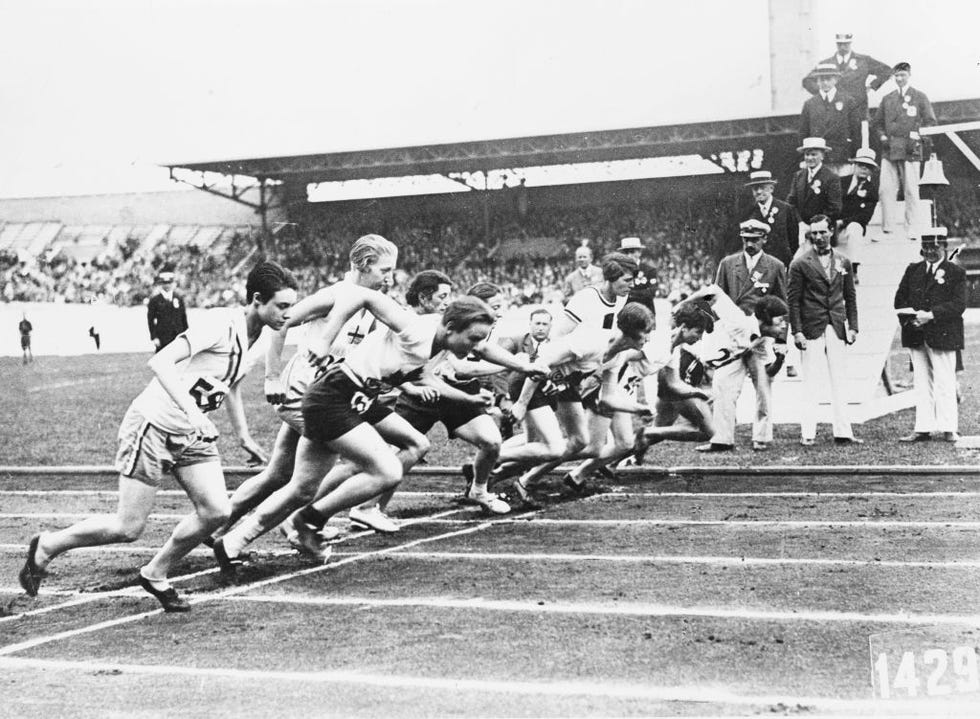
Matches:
[849,148,878,167]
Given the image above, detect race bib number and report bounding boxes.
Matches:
[189,377,227,412]
[350,391,374,415]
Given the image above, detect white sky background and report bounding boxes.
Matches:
[0,0,977,199]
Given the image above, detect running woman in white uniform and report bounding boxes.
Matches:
[18,262,298,611]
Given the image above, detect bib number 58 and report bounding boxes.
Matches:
[189,378,226,412]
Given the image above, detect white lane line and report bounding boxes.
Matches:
[0,513,186,520]
[230,594,980,627]
[6,655,973,712]
[596,491,980,498]
[0,512,507,655]
[26,376,118,393]
[0,490,457,498]
[424,518,980,528]
[328,550,980,569]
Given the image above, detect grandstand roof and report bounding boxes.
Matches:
[167,99,980,185]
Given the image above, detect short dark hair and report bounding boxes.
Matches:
[753,295,789,325]
[600,252,639,282]
[673,299,715,333]
[442,296,495,332]
[245,261,298,304]
[466,282,503,302]
[616,302,654,339]
[529,308,552,322]
[405,270,452,308]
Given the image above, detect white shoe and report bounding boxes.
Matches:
[349,506,400,533]
[466,488,511,515]
[279,516,332,562]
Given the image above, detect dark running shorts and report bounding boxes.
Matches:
[395,382,487,437]
[302,366,393,443]
[508,374,554,411]
[20,335,30,349]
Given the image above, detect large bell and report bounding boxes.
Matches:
[919,153,949,188]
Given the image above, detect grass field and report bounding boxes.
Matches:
[2,339,979,717]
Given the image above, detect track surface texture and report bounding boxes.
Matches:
[2,468,979,718]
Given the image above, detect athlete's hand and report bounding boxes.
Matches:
[472,388,495,408]
[240,438,269,467]
[403,383,440,403]
[264,377,285,406]
[524,360,550,380]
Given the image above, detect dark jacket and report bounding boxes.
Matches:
[788,249,858,340]
[839,174,880,230]
[716,252,788,315]
[800,89,863,166]
[147,292,189,351]
[787,164,843,224]
[802,52,892,114]
[871,87,937,163]
[893,259,966,351]
[737,198,800,266]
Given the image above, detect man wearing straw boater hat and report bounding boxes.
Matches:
[786,137,842,249]
[836,148,881,283]
[803,32,892,118]
[894,227,966,443]
[739,169,800,267]
[800,63,862,176]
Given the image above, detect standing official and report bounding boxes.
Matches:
[837,148,881,282]
[894,228,966,442]
[802,32,892,118]
[788,216,861,446]
[800,63,863,175]
[702,219,788,452]
[787,138,843,248]
[147,268,189,352]
[562,245,604,301]
[739,170,800,267]
[871,62,937,241]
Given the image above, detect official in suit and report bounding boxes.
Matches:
[802,32,892,118]
[703,219,788,452]
[562,245,604,301]
[871,62,937,241]
[146,269,188,353]
[787,137,843,250]
[893,228,966,442]
[800,63,863,175]
[836,148,881,281]
[738,170,800,267]
[788,216,861,446]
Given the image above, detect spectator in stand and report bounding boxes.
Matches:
[837,148,881,283]
[739,170,800,267]
[894,228,966,442]
[19,313,33,364]
[787,137,843,250]
[788,216,861,447]
[871,62,937,242]
[562,245,603,301]
[802,32,892,119]
[800,63,863,176]
[702,220,787,453]
[618,236,644,263]
[147,267,189,353]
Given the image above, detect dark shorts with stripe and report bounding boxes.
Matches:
[302,366,393,443]
[508,374,554,411]
[395,378,487,437]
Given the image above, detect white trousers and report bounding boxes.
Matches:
[910,345,958,433]
[799,325,853,440]
[836,221,865,263]
[880,158,921,237]
[710,346,772,445]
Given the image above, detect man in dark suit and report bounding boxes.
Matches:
[788,215,861,446]
[739,169,800,267]
[894,228,966,442]
[700,219,788,452]
[837,148,881,283]
[146,268,189,352]
[800,63,863,175]
[871,62,937,240]
[787,138,843,251]
[802,32,892,118]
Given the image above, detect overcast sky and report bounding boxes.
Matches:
[1,0,977,199]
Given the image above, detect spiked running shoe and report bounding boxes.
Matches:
[349,506,400,533]
[18,535,44,597]
[465,487,511,515]
[138,574,190,613]
[279,516,333,562]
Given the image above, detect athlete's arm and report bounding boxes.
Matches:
[657,365,710,401]
[223,381,268,465]
[305,287,412,366]
[147,337,218,440]
[473,342,548,379]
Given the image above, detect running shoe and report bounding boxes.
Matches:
[349,506,400,533]
[18,535,43,597]
[279,516,333,562]
[138,573,190,613]
[465,487,511,515]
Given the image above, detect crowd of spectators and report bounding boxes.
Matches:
[2,177,975,309]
